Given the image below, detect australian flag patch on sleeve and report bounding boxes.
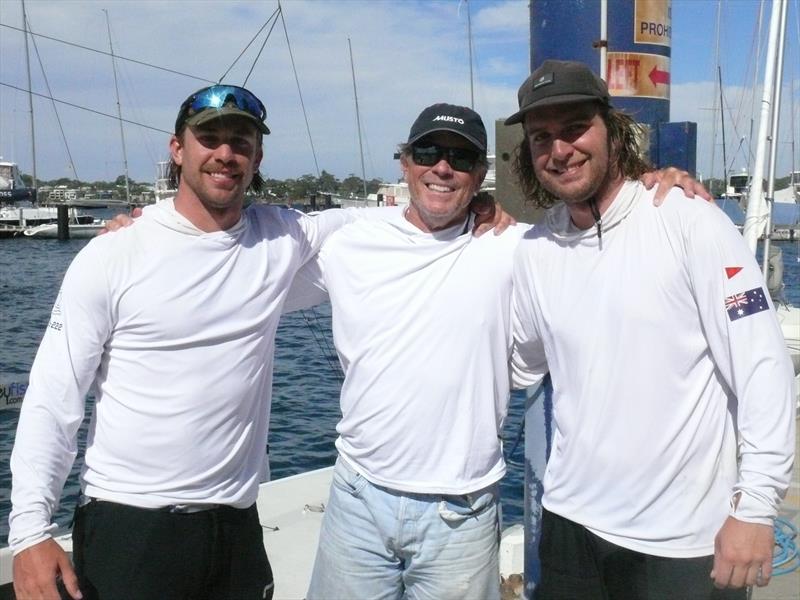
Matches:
[725,286,770,322]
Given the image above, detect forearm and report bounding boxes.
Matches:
[731,363,796,523]
[689,211,796,521]
[9,388,82,553]
[10,248,111,552]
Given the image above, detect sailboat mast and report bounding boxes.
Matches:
[21,0,36,196]
[760,0,788,275]
[742,0,787,254]
[466,0,474,108]
[718,66,729,200]
[104,9,131,205]
[348,37,368,199]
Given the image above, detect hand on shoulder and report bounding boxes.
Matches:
[96,206,143,235]
[641,167,713,206]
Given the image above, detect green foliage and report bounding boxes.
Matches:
[19,170,385,201]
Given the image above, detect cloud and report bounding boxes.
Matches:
[2,0,797,187]
[1,0,537,185]
[473,0,529,33]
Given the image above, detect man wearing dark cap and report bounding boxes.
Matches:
[293,102,705,600]
[508,60,795,598]
[298,103,519,599]
[8,84,361,600]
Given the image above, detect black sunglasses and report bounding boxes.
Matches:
[410,144,482,173]
[176,85,267,131]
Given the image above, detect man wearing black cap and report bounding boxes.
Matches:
[8,84,361,600]
[508,60,795,598]
[295,101,706,600]
[300,102,519,599]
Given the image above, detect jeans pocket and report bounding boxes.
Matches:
[331,459,369,498]
[438,486,497,523]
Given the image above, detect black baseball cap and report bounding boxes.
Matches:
[504,60,610,125]
[407,103,487,153]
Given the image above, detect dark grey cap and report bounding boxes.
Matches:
[407,103,487,153]
[504,60,610,126]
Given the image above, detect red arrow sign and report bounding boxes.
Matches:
[649,66,670,86]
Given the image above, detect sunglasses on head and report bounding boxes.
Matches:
[410,144,482,173]
[176,85,267,130]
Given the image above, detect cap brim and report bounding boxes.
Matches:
[407,127,486,152]
[504,94,608,126]
[184,106,270,135]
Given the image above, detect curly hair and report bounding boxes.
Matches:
[167,130,265,194]
[511,105,651,209]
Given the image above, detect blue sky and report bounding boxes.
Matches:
[0,0,797,185]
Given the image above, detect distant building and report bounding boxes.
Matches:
[48,186,78,202]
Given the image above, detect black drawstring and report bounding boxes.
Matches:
[589,199,602,246]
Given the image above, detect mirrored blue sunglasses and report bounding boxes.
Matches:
[176,85,267,131]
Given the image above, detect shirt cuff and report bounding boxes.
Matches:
[728,490,777,526]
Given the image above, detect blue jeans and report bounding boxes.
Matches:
[307,457,501,600]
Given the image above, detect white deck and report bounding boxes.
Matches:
[0,469,332,594]
[0,467,524,596]
[258,467,333,598]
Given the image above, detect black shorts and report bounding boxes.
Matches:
[72,499,273,600]
[535,509,746,600]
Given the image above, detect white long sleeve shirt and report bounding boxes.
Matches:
[9,200,354,554]
[511,181,796,557]
[291,207,531,494]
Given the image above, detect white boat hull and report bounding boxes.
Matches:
[23,222,106,239]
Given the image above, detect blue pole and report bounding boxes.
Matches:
[523,374,552,597]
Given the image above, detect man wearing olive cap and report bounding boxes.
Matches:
[508,60,795,599]
[8,84,357,600]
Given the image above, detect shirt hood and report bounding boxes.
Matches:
[544,180,646,242]
[141,197,247,238]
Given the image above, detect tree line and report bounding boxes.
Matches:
[22,172,797,201]
[21,171,388,201]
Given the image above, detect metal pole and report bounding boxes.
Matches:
[743,0,784,253]
[104,9,131,205]
[761,0,788,275]
[467,0,474,109]
[56,204,70,240]
[21,0,37,198]
[718,66,729,201]
[348,38,368,200]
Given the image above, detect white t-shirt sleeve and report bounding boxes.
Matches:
[297,207,404,264]
[282,256,328,313]
[510,244,549,390]
[9,243,114,554]
[686,206,796,524]
[285,207,404,312]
